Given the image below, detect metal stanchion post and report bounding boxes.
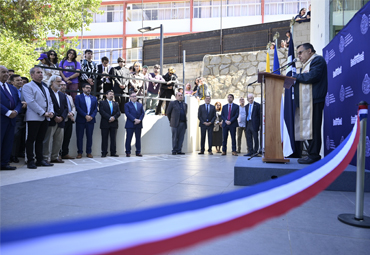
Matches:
[338,101,370,228]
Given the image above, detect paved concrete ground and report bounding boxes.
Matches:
[1,153,370,255]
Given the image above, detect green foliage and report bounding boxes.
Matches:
[0,0,103,77]
[0,30,40,78]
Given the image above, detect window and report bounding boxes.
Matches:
[77,38,124,64]
[126,36,158,64]
[264,0,311,15]
[127,1,190,21]
[93,5,123,23]
[193,0,261,18]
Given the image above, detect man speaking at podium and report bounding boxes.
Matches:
[293,43,328,164]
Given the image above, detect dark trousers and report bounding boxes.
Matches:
[125,127,141,154]
[237,127,247,152]
[12,117,26,158]
[155,90,173,115]
[61,119,73,157]
[1,120,15,167]
[76,122,95,154]
[172,122,186,153]
[115,95,128,113]
[26,120,49,163]
[222,125,237,152]
[200,126,213,152]
[246,121,259,153]
[307,102,324,160]
[101,127,117,155]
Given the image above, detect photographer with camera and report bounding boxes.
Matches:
[155,67,177,115]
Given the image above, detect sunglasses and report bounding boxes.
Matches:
[50,53,56,56]
[119,61,125,63]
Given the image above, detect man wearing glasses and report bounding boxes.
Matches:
[74,83,98,159]
[293,43,328,164]
[146,64,165,111]
[112,57,130,113]
[124,93,144,157]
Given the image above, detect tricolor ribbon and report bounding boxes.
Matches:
[0,115,361,255]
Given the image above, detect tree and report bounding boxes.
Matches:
[0,0,102,76]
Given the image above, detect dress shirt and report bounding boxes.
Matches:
[132,101,137,111]
[84,94,91,115]
[53,90,60,106]
[247,103,254,121]
[238,105,246,127]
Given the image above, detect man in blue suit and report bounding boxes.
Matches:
[221,94,239,156]
[1,66,22,170]
[124,92,144,157]
[75,83,98,158]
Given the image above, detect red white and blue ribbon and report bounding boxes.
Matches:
[0,115,360,255]
[358,104,368,121]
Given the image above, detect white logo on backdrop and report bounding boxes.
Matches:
[350,51,365,67]
[363,74,370,95]
[325,50,330,64]
[361,14,369,35]
[333,118,342,126]
[339,36,345,53]
[326,136,336,150]
[325,92,336,106]
[351,115,357,124]
[333,66,342,78]
[340,85,354,102]
[366,136,370,157]
[340,85,345,102]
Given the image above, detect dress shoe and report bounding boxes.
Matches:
[76,154,82,159]
[101,154,107,158]
[136,153,143,157]
[87,154,93,158]
[222,152,226,155]
[36,160,53,167]
[237,150,241,154]
[27,161,37,169]
[172,152,177,155]
[50,159,64,163]
[298,156,320,164]
[198,151,205,155]
[177,152,185,155]
[243,153,253,156]
[110,154,119,157]
[126,154,131,157]
[11,156,19,163]
[1,165,16,170]
[62,154,75,159]
[232,151,238,156]
[209,152,213,155]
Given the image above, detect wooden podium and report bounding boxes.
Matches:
[258,72,296,163]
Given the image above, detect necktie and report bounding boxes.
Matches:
[2,84,15,109]
[134,102,137,111]
[66,97,71,112]
[206,104,209,121]
[227,104,231,120]
[247,104,252,121]
[109,101,113,114]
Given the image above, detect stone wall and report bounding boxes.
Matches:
[293,21,311,47]
[202,49,289,99]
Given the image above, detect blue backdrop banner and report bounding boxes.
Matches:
[323,2,370,169]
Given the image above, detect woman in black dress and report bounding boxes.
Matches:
[212,101,223,153]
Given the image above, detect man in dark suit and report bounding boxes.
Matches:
[124,92,144,157]
[244,94,261,156]
[23,67,55,169]
[43,75,68,163]
[112,57,130,113]
[10,74,27,163]
[167,92,187,155]
[198,96,216,155]
[221,94,239,156]
[75,83,98,158]
[1,66,22,170]
[99,90,121,157]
